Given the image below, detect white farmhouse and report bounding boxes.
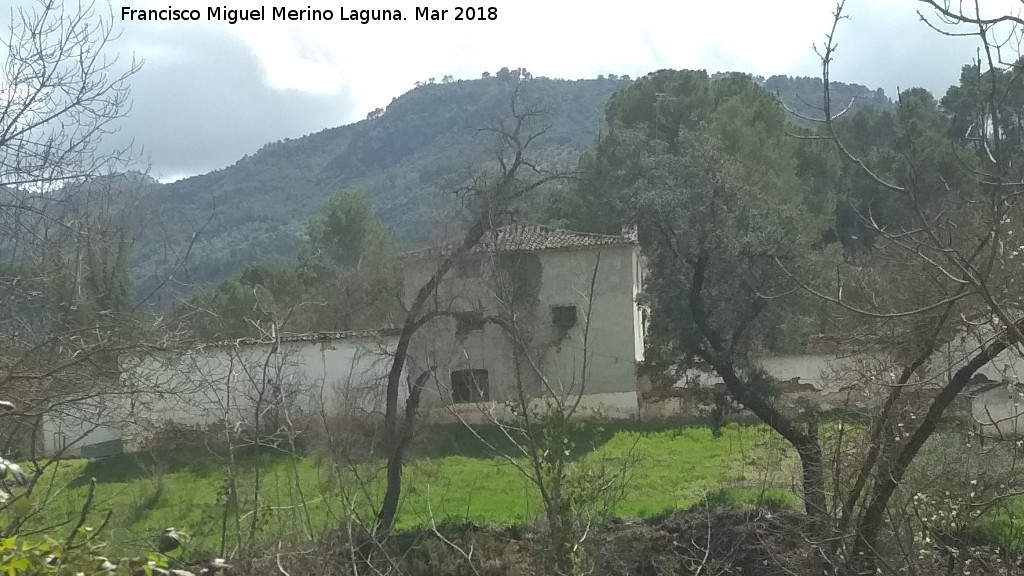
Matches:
[402,222,647,420]
[43,222,1024,457]
[44,223,648,455]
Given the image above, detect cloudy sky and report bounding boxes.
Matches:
[85,0,988,181]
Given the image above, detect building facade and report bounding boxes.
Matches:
[46,224,648,454]
[401,223,647,420]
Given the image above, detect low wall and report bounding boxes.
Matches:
[637,367,987,425]
[423,391,640,425]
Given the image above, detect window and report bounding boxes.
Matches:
[551,305,578,348]
[551,305,578,331]
[456,258,482,278]
[455,310,485,337]
[451,369,489,403]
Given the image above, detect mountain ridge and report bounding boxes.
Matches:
[131,72,893,302]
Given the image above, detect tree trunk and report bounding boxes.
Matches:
[797,424,827,519]
[688,254,831,564]
[848,329,1014,574]
[375,370,430,538]
[796,423,832,575]
[374,221,489,539]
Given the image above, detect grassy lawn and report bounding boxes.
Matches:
[11,422,801,556]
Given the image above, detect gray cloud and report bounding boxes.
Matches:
[106,26,355,181]
[97,1,990,182]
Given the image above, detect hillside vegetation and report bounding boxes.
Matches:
[132,73,890,300]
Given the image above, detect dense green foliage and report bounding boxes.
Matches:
[539,60,1024,574]
[177,189,400,340]
[551,71,834,358]
[763,74,890,124]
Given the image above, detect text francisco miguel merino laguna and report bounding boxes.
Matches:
[121,6,499,24]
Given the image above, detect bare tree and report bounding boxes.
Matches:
[0,0,220,539]
[374,83,568,537]
[443,252,635,576]
[0,0,145,418]
[1,0,140,191]
[771,2,1024,572]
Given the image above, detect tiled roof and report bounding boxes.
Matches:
[198,328,400,350]
[408,223,637,256]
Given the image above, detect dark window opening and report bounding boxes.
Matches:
[551,305,578,348]
[551,305,578,332]
[451,369,489,403]
[455,310,485,337]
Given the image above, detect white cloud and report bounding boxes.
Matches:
[103,0,984,178]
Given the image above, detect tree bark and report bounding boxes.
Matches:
[849,321,1021,574]
[687,253,828,519]
[372,92,564,537]
[375,370,431,539]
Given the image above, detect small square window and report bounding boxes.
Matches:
[551,305,578,332]
[451,369,489,403]
[455,311,485,337]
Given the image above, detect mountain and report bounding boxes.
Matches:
[130,72,892,304]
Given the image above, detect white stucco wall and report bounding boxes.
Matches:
[47,333,402,454]
[757,355,834,388]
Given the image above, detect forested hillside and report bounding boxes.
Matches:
[132,72,890,301]
[132,72,629,299]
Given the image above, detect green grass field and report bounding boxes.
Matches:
[11,422,802,556]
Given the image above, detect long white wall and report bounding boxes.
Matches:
[45,334,402,454]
